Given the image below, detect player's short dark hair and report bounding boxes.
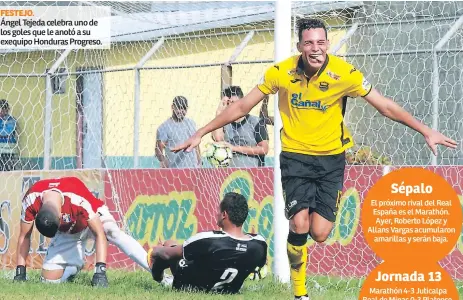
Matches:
[35,205,60,238]
[297,18,328,41]
[173,96,188,110]
[220,192,248,227]
[222,86,244,99]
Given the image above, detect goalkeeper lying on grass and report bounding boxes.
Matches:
[147,192,268,294]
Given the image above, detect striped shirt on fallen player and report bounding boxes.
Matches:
[21,177,104,234]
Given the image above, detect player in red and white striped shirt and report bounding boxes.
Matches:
[14,177,150,286]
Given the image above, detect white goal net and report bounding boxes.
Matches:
[0,0,462,296]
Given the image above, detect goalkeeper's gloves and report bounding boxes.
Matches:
[13,265,27,282]
[91,262,108,288]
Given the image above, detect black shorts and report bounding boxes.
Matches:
[280,151,346,222]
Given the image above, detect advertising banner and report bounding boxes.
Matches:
[1,167,462,281]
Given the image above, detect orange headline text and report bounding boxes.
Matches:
[0,9,34,17]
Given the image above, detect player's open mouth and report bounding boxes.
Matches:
[308,54,322,63]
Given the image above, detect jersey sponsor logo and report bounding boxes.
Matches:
[326,70,340,80]
[236,243,247,252]
[290,78,302,83]
[62,213,71,223]
[273,65,279,70]
[290,93,329,112]
[319,81,329,92]
[60,212,77,233]
[48,182,60,188]
[350,68,357,74]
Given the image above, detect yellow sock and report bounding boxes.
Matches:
[287,242,308,297]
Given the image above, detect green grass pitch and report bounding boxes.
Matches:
[1,270,462,299]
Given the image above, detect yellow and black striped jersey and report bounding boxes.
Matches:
[257,54,372,155]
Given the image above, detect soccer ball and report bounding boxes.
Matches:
[204,143,233,167]
[248,265,268,281]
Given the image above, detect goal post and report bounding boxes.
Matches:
[272,0,292,284]
[133,37,165,168]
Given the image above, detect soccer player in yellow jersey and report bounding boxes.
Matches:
[172,19,457,299]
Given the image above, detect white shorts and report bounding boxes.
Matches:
[42,205,114,271]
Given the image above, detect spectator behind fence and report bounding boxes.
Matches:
[155,96,201,168]
[0,99,19,171]
[212,86,269,167]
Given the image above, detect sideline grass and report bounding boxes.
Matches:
[0,270,360,300]
[1,270,461,299]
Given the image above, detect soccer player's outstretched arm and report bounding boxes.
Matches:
[363,88,458,155]
[14,220,33,281]
[172,87,266,153]
[88,216,109,287]
[88,216,107,265]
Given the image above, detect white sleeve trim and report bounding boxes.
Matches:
[182,231,222,261]
[21,192,42,223]
[183,231,220,247]
[252,234,266,242]
[20,216,34,224]
[22,192,41,212]
[183,230,267,247]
